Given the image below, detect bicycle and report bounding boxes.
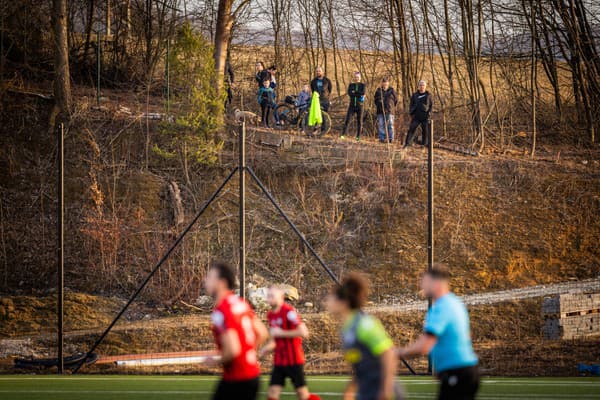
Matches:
[272,95,332,137]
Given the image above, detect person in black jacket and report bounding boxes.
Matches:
[405,80,433,148]
[255,61,271,88]
[225,59,235,106]
[310,67,333,112]
[374,77,398,143]
[341,71,366,141]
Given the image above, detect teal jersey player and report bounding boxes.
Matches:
[398,264,480,400]
[424,293,478,372]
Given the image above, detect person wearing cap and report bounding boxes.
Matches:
[397,263,479,400]
[374,77,398,143]
[404,80,433,148]
[341,71,366,141]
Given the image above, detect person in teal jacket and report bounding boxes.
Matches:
[258,78,276,127]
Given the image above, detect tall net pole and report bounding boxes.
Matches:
[239,122,246,299]
[427,118,434,374]
[57,123,64,374]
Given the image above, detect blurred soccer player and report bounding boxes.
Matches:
[205,262,268,400]
[259,286,320,400]
[325,274,402,400]
[397,263,480,400]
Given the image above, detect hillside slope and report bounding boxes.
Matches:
[0,86,598,305]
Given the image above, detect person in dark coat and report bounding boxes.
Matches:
[374,77,398,143]
[404,80,433,148]
[225,59,235,106]
[310,66,333,112]
[341,71,366,141]
[255,61,271,88]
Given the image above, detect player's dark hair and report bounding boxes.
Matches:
[334,273,369,310]
[210,261,237,289]
[425,263,451,280]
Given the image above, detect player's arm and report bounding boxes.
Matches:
[397,333,438,358]
[258,338,276,358]
[219,329,242,365]
[270,322,309,339]
[399,301,445,358]
[253,316,269,347]
[380,346,398,400]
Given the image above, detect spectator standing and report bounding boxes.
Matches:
[310,67,333,112]
[341,71,366,141]
[258,79,276,127]
[404,80,433,148]
[225,59,235,106]
[256,62,270,88]
[267,65,278,90]
[296,84,311,113]
[374,78,398,143]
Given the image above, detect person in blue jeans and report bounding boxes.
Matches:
[397,263,480,400]
[374,78,398,143]
[296,84,311,113]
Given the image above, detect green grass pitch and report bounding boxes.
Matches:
[0,375,599,399]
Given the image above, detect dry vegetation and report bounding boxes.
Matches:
[1,293,598,376]
[1,0,599,376]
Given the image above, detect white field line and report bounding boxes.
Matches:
[0,390,598,400]
[0,376,599,386]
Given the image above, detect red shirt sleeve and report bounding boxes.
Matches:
[285,305,301,329]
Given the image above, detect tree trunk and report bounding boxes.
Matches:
[51,0,71,127]
[214,0,234,94]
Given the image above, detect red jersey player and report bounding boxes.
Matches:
[205,262,268,400]
[259,285,320,400]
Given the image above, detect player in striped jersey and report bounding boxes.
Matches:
[259,286,320,400]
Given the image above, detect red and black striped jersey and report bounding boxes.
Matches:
[267,303,305,366]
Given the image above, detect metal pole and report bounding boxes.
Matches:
[96,31,101,108]
[247,164,415,376]
[57,123,64,374]
[246,167,340,285]
[165,40,170,114]
[427,118,434,375]
[239,122,246,299]
[73,167,239,373]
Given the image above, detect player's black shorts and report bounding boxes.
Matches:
[270,364,307,388]
[437,365,480,400]
[212,377,260,400]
